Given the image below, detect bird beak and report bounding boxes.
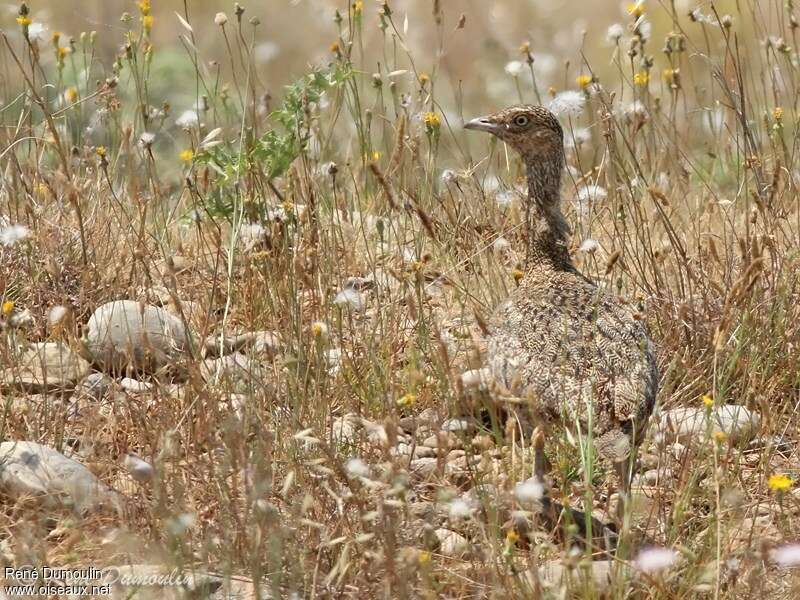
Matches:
[464,116,499,133]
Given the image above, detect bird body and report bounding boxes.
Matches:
[465,105,658,486]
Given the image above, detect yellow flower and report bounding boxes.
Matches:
[768,473,793,492]
[179,149,194,163]
[418,72,430,85]
[633,71,650,86]
[662,68,675,81]
[702,394,713,408]
[773,107,784,121]
[142,14,154,31]
[65,87,78,103]
[512,268,525,282]
[311,321,328,338]
[418,550,431,565]
[627,2,645,17]
[96,146,107,157]
[352,1,363,16]
[505,529,520,544]
[397,393,417,408]
[57,47,71,60]
[16,16,32,26]
[35,183,49,197]
[329,41,340,54]
[137,0,151,15]
[371,150,382,162]
[423,111,441,130]
[52,31,61,45]
[713,431,727,445]
[2,301,14,315]
[576,74,592,88]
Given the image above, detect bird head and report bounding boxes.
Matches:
[465,105,563,163]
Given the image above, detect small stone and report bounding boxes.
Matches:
[422,431,459,450]
[441,418,473,433]
[119,377,153,393]
[412,446,435,459]
[85,300,191,373]
[659,405,760,446]
[398,407,438,432]
[0,342,90,393]
[0,441,119,513]
[204,330,281,358]
[331,414,361,445]
[410,458,438,479]
[76,372,113,401]
[530,559,615,594]
[123,454,154,483]
[434,528,468,557]
[460,368,490,391]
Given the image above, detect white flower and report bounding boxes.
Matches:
[576,184,608,203]
[138,131,156,147]
[47,305,70,326]
[548,91,586,117]
[448,497,476,519]
[440,169,458,185]
[579,238,600,253]
[514,478,544,503]
[175,110,198,128]
[635,16,652,40]
[772,543,800,568]
[634,546,678,573]
[624,100,648,119]
[334,287,365,312]
[606,23,624,44]
[0,224,30,246]
[27,22,47,42]
[504,60,524,77]
[493,237,511,253]
[345,458,371,478]
[214,12,228,26]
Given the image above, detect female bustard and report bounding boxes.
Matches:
[465,105,659,502]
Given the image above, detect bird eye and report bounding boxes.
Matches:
[514,115,530,127]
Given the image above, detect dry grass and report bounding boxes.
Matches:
[2,0,800,598]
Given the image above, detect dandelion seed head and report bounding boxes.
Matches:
[345,457,371,478]
[579,238,600,253]
[504,60,524,77]
[607,23,624,43]
[448,497,476,519]
[634,546,678,573]
[548,90,586,117]
[0,224,30,246]
[27,22,47,42]
[514,478,544,503]
[139,131,156,147]
[440,169,458,185]
[176,110,198,128]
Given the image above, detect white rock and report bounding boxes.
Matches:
[460,368,490,391]
[0,441,118,512]
[441,418,473,433]
[410,458,438,479]
[119,377,153,393]
[76,372,113,401]
[123,454,154,483]
[85,300,191,373]
[529,559,615,593]
[331,414,361,445]
[659,405,760,445]
[200,353,267,392]
[0,342,90,392]
[434,528,468,557]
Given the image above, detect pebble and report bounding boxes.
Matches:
[85,300,191,373]
[123,454,155,483]
[434,528,468,557]
[119,377,154,394]
[76,372,113,401]
[441,418,473,433]
[410,458,438,479]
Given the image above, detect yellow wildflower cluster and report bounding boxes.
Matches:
[576,74,592,89]
[423,111,441,130]
[418,73,430,85]
[633,71,650,86]
[702,394,713,408]
[65,87,78,103]
[2,301,14,315]
[773,107,784,121]
[179,149,194,163]
[352,1,364,16]
[768,474,793,492]
[396,393,417,408]
[16,15,32,26]
[627,2,645,18]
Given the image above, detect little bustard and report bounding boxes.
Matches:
[465,105,659,498]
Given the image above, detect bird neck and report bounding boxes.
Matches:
[524,154,573,271]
